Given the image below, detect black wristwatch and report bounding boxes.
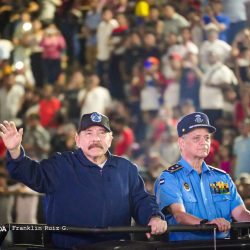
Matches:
[200,219,209,224]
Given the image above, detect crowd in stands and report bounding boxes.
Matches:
[1,0,250,243]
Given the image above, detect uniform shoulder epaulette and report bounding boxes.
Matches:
[209,165,227,174]
[164,164,183,173]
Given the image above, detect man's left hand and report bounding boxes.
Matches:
[146,217,167,239]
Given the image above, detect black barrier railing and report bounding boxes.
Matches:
[1,222,250,246]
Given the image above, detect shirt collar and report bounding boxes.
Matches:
[179,157,210,174]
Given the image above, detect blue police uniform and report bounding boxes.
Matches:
[155,158,244,241]
[7,147,163,248]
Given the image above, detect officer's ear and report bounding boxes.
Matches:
[178,136,183,146]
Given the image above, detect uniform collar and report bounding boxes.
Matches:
[179,158,210,174]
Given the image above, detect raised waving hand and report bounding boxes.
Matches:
[0,121,23,158]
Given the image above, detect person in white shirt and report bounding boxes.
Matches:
[96,8,118,86]
[200,23,231,71]
[78,73,112,116]
[200,50,238,140]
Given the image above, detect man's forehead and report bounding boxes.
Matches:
[187,128,210,136]
[84,126,107,132]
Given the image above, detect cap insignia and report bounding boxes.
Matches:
[91,112,102,122]
[195,114,203,123]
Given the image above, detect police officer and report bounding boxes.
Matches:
[0,112,167,248]
[155,112,250,241]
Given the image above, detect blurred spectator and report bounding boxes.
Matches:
[221,0,247,44]
[39,0,62,24]
[161,32,183,76]
[40,23,66,84]
[179,52,201,110]
[233,118,250,179]
[0,72,25,123]
[150,128,180,167]
[142,152,165,193]
[96,8,118,87]
[123,32,144,77]
[187,10,204,48]
[127,64,145,142]
[0,35,13,62]
[17,86,40,121]
[39,84,61,129]
[83,0,102,72]
[134,0,150,25]
[163,52,183,109]
[218,144,233,175]
[111,115,134,157]
[51,122,77,153]
[56,1,82,69]
[144,5,164,39]
[200,50,238,140]
[144,112,167,144]
[0,138,6,160]
[235,172,250,200]
[203,0,230,42]
[200,23,231,71]
[15,184,39,224]
[179,99,196,116]
[140,57,162,115]
[109,13,129,100]
[12,11,33,63]
[22,113,51,159]
[12,11,34,85]
[78,73,112,116]
[64,70,85,125]
[214,85,238,133]
[141,32,161,61]
[221,128,237,147]
[234,86,250,128]
[161,32,180,59]
[232,28,250,57]
[0,2,13,37]
[234,42,250,86]
[27,19,45,88]
[162,4,190,38]
[204,135,220,165]
[180,27,199,58]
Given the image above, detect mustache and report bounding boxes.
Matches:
[88,144,103,150]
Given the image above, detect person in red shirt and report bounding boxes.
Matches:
[111,115,134,157]
[0,137,6,159]
[234,87,250,129]
[204,135,220,165]
[39,84,61,129]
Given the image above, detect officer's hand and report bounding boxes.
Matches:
[207,218,231,232]
[146,217,167,239]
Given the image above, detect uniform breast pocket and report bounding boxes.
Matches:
[182,192,197,214]
[212,195,231,219]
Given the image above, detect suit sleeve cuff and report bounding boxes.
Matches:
[6,146,25,162]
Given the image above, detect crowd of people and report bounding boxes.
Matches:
[1,0,250,246]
